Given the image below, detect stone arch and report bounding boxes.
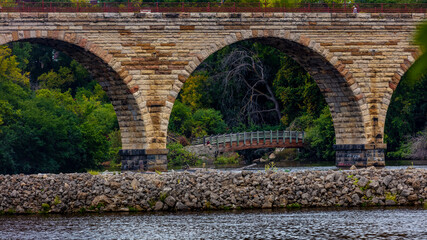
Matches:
[2,31,149,159]
[167,31,367,147]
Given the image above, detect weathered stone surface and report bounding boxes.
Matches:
[0,12,421,170]
[0,168,426,214]
[164,196,176,207]
[91,195,111,206]
[154,201,164,211]
[358,177,369,188]
[383,175,393,186]
[175,201,188,211]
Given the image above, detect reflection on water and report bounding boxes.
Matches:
[0,207,426,239]
[221,165,427,173]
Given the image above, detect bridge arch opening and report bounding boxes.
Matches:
[167,36,366,167]
[384,64,427,162]
[1,37,144,173]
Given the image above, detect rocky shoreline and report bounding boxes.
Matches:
[1,168,426,214]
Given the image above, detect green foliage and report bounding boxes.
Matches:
[87,170,100,175]
[53,196,61,206]
[40,203,50,213]
[0,46,29,86]
[128,206,138,212]
[385,73,427,159]
[180,73,211,110]
[168,100,193,137]
[385,192,397,203]
[407,20,427,83]
[273,56,326,126]
[159,192,168,202]
[148,199,157,208]
[38,67,74,91]
[264,162,278,172]
[89,203,104,211]
[286,203,301,209]
[192,108,227,137]
[0,44,121,174]
[10,42,32,71]
[302,107,336,161]
[214,153,240,165]
[107,129,122,164]
[167,142,200,168]
[169,100,227,138]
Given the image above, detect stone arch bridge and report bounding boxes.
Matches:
[0,11,423,170]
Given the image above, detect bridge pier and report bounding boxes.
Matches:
[119,149,168,171]
[334,144,386,168]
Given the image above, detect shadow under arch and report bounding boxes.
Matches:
[170,36,367,151]
[8,37,146,169]
[381,48,420,141]
[383,50,426,160]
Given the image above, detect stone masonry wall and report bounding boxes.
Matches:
[0,12,424,168]
[0,168,426,214]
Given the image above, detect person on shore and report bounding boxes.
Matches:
[353,5,358,13]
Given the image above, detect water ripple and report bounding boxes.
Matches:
[0,207,426,240]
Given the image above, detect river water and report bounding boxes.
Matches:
[0,207,426,239]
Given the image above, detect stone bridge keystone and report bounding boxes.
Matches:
[1,12,423,170]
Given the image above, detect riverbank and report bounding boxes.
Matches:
[0,168,426,214]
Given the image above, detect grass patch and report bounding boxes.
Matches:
[5,208,16,215]
[148,199,157,208]
[89,203,105,211]
[286,203,301,209]
[159,192,168,202]
[385,192,397,202]
[128,206,138,212]
[87,170,100,175]
[53,196,61,206]
[214,153,240,165]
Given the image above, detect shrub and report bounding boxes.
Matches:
[167,142,200,168]
[214,153,240,165]
[40,203,50,213]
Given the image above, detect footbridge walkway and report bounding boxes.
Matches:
[190,130,305,152]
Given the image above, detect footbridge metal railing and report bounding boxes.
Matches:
[191,130,305,151]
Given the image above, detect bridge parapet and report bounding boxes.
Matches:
[2,2,427,13]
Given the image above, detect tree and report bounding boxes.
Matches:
[168,100,193,137]
[0,44,121,174]
[38,67,74,90]
[192,108,228,137]
[221,47,282,125]
[180,73,211,110]
[273,55,326,126]
[384,73,427,158]
[302,106,336,161]
[0,46,29,86]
